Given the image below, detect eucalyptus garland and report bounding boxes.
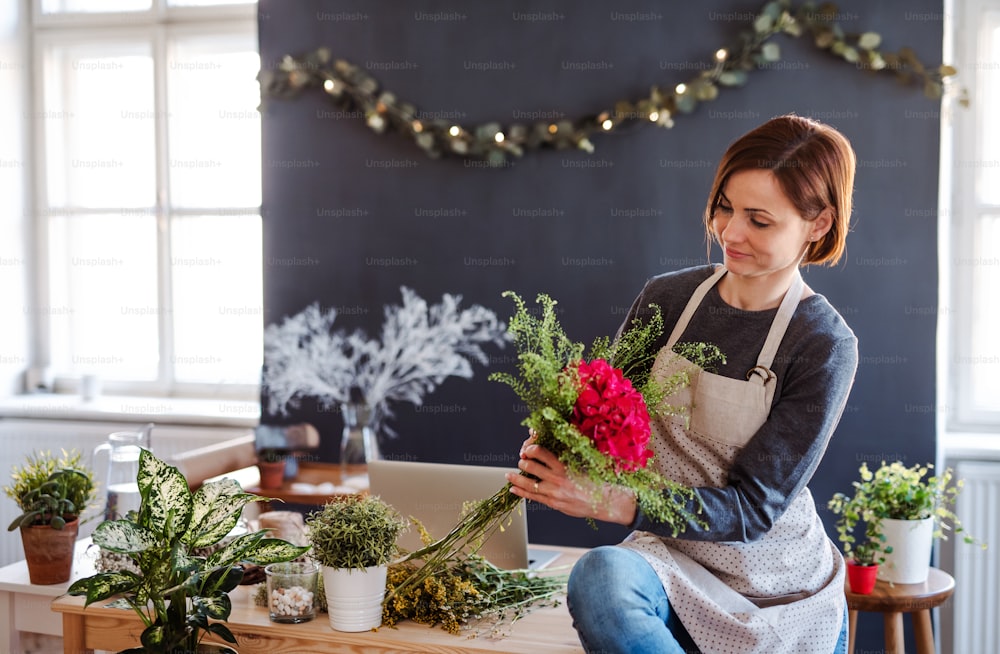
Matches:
[258,0,959,167]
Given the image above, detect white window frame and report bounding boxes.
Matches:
[943,0,1000,431]
[28,0,260,401]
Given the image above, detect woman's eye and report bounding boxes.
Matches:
[750,216,769,228]
[716,204,733,214]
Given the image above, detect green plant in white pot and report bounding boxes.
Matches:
[67,449,310,654]
[305,494,406,632]
[830,461,984,584]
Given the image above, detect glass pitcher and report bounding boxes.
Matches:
[92,423,153,521]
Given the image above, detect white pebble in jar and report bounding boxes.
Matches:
[265,561,319,623]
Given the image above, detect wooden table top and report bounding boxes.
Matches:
[51,545,587,654]
[845,567,955,613]
[245,461,370,506]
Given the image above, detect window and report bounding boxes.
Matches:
[31,0,261,399]
[945,0,1000,429]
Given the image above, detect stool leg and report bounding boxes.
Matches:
[913,609,936,654]
[847,609,857,654]
[884,612,904,654]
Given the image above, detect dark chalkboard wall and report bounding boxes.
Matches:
[259,2,942,649]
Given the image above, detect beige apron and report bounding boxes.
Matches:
[619,266,846,654]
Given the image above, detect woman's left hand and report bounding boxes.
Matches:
[506,438,638,526]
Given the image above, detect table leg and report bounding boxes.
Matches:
[913,609,936,654]
[883,611,905,654]
[61,612,92,654]
[847,609,857,654]
[0,590,21,654]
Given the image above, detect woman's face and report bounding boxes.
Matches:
[711,169,829,283]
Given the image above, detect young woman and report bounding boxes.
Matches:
[507,115,857,654]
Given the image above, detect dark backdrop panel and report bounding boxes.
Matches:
[259,3,943,649]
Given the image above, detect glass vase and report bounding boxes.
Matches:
[340,402,380,483]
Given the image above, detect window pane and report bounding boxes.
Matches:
[171,214,262,384]
[40,0,151,13]
[968,215,1000,410]
[979,19,1000,205]
[166,33,261,208]
[42,40,156,209]
[48,213,159,381]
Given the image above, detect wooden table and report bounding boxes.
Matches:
[52,545,586,654]
[845,567,955,654]
[0,538,96,654]
[244,461,370,508]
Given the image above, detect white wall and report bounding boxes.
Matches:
[0,1,30,398]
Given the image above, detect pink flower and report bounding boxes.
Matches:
[570,359,653,472]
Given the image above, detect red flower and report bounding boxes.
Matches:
[570,359,653,472]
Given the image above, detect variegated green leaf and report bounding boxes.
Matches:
[138,449,193,538]
[185,478,262,544]
[193,592,232,621]
[206,531,266,568]
[241,538,311,565]
[92,519,158,553]
[67,570,142,604]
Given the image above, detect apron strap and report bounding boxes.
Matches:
[754,272,804,372]
[665,266,727,349]
[665,266,804,388]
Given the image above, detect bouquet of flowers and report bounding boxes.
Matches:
[387,290,724,602]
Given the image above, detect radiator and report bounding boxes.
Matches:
[0,418,251,567]
[950,460,1000,654]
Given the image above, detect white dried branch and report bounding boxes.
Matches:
[262,287,508,436]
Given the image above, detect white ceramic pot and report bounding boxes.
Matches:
[321,564,387,632]
[878,516,934,584]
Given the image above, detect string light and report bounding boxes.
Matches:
[263,5,955,166]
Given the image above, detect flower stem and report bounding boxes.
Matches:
[386,481,523,603]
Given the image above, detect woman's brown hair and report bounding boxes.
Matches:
[704,114,856,266]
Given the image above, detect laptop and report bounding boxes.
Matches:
[367,459,560,571]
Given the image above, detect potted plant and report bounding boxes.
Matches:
[67,449,309,654]
[829,461,983,585]
[305,494,406,632]
[3,449,97,584]
[827,486,891,595]
[256,448,288,490]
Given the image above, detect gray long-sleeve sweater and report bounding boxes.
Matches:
[624,265,858,543]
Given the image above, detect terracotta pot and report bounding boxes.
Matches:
[257,460,286,490]
[20,517,80,585]
[846,560,878,595]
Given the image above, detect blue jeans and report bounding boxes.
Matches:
[567,546,850,654]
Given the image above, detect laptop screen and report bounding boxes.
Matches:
[368,459,551,570]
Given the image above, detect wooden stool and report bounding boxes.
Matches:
[845,567,955,654]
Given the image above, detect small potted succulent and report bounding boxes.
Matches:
[305,494,406,632]
[68,449,309,654]
[3,449,97,584]
[829,460,984,585]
